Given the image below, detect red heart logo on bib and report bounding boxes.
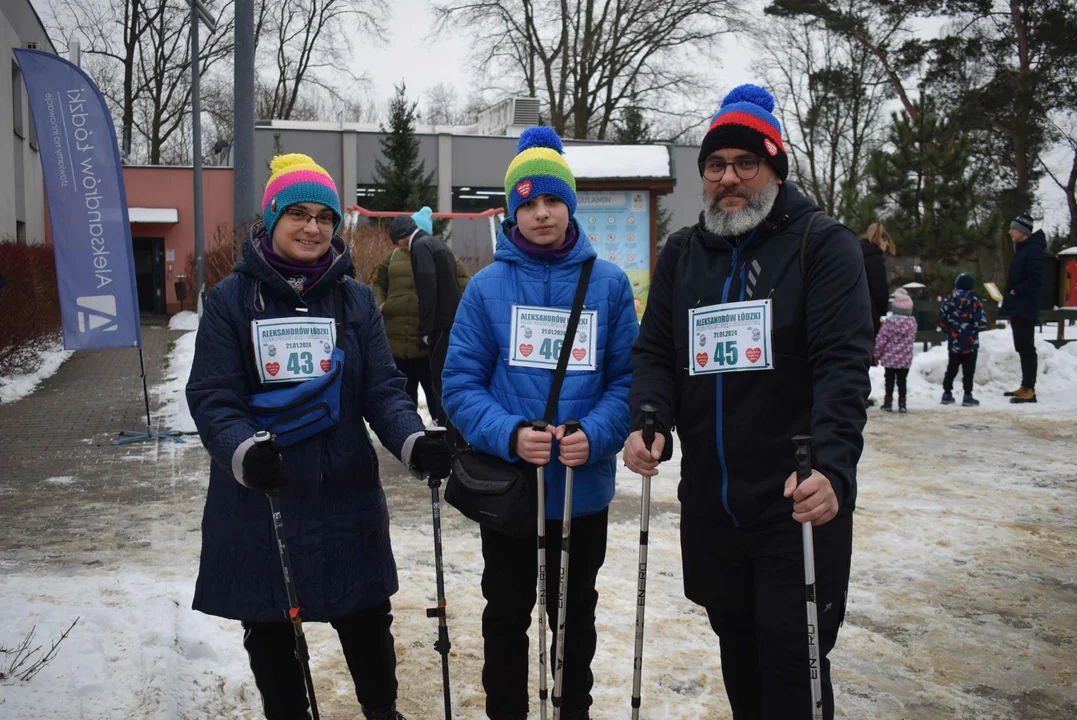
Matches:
[519,343,534,357]
[320,359,331,373]
[572,348,586,361]
[695,352,708,368]
[265,362,280,377]
[745,347,762,364]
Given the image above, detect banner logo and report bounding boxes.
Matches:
[76,295,118,332]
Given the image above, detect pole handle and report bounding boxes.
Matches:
[563,419,581,436]
[793,434,812,484]
[254,430,273,447]
[640,403,658,451]
[531,419,549,432]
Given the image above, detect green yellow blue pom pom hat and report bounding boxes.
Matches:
[504,127,577,220]
[262,153,343,237]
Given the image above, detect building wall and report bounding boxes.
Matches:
[122,167,234,314]
[1,1,56,245]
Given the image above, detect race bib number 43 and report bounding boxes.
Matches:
[689,299,773,375]
[252,317,336,384]
[509,305,597,372]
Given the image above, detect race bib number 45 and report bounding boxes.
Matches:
[252,317,336,384]
[509,305,597,372]
[689,299,773,375]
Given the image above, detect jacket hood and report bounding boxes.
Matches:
[1018,229,1047,251]
[694,181,822,248]
[493,216,597,267]
[235,221,354,299]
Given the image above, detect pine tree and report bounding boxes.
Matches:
[613,106,652,145]
[372,84,437,213]
[866,95,989,265]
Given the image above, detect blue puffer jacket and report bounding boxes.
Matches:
[442,220,638,519]
[186,223,423,623]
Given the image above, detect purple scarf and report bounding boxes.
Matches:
[510,222,578,262]
[260,234,333,292]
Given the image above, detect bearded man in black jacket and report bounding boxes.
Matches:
[624,84,873,720]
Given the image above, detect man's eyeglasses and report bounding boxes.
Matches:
[284,206,336,229]
[698,156,763,182]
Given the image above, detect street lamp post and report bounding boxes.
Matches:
[188,0,216,308]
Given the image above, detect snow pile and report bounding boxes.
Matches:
[0,336,73,404]
[154,323,199,434]
[168,311,200,331]
[870,328,1077,409]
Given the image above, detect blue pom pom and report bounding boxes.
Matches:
[517,126,564,154]
[720,84,775,113]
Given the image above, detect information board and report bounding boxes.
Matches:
[578,190,651,318]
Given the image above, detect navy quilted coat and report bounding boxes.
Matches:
[186,224,423,622]
[442,219,639,519]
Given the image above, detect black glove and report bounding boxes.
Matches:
[413,435,454,479]
[241,440,288,492]
[417,334,430,351]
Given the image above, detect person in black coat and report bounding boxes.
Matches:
[186,154,453,720]
[860,222,892,336]
[623,85,873,720]
[999,213,1046,403]
[387,211,463,431]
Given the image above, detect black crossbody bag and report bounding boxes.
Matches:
[444,258,595,537]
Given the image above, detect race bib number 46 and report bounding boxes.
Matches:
[252,317,336,384]
[509,305,597,372]
[689,299,773,375]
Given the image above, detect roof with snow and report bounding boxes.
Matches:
[563,145,671,179]
[1058,246,1077,256]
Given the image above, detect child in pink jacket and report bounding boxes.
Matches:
[873,293,918,412]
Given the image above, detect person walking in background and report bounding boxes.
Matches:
[384,206,468,427]
[999,214,1045,404]
[938,273,988,407]
[374,206,469,422]
[860,222,893,407]
[874,293,918,413]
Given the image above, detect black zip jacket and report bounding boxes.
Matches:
[860,238,889,333]
[1000,230,1046,322]
[630,184,873,528]
[410,230,463,341]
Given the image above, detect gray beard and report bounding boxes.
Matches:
[701,177,781,237]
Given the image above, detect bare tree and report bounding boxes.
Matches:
[424,82,486,127]
[258,0,388,120]
[760,15,889,222]
[432,0,739,140]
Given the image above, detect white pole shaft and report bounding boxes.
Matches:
[803,520,823,720]
[537,464,548,720]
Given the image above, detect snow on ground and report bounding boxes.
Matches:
[869,328,1077,411]
[0,336,73,404]
[153,322,199,434]
[168,311,200,332]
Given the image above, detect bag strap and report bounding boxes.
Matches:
[543,257,595,423]
[799,211,821,287]
[334,281,344,348]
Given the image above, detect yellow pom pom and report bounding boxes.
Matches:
[269,153,316,175]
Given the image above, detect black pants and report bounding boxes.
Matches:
[394,355,439,422]
[480,507,609,720]
[242,600,397,720]
[883,368,908,399]
[943,351,977,394]
[681,509,853,720]
[1010,317,1037,389]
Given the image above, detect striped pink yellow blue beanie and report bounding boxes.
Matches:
[262,153,342,237]
[504,127,577,220]
[699,84,788,180]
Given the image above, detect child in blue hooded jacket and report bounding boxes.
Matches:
[442,127,638,719]
[937,272,988,406]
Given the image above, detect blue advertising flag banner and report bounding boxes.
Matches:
[14,49,141,351]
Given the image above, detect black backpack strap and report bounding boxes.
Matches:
[334,280,345,347]
[543,257,595,423]
[800,212,821,287]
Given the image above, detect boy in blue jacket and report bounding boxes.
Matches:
[442,127,638,720]
[938,273,989,406]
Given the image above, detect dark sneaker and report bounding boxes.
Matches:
[881,395,893,412]
[363,708,406,720]
[962,394,980,407]
[898,398,907,413]
[1010,388,1037,404]
[941,392,955,405]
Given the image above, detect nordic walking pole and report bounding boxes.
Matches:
[793,434,824,720]
[631,404,658,719]
[254,430,320,720]
[551,419,581,720]
[422,426,453,720]
[531,419,551,720]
